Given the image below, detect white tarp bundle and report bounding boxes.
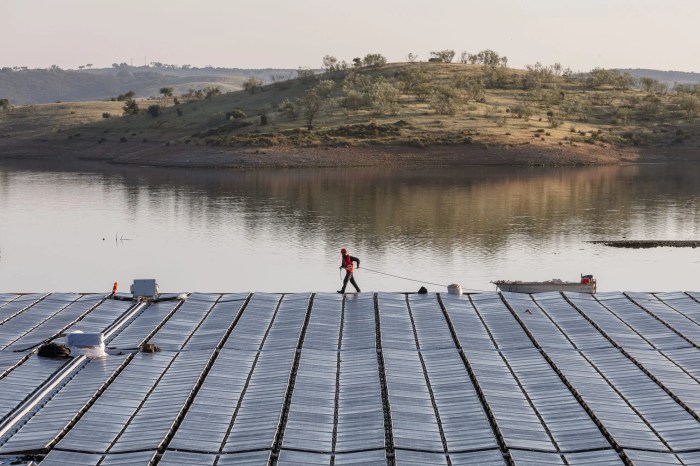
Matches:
[65,331,106,358]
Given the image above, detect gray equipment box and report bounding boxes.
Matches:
[131,279,159,300]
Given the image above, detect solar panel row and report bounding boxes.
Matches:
[0,291,698,465]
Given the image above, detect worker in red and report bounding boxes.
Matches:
[338,248,361,294]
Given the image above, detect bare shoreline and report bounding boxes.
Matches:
[2,138,700,169]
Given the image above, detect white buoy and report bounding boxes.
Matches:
[447,284,462,295]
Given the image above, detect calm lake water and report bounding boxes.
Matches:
[1,160,700,293]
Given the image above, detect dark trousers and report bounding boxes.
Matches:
[341,271,360,292]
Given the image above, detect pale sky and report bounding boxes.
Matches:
[1,0,699,72]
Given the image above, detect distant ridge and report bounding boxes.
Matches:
[0,67,295,105]
[618,68,700,85]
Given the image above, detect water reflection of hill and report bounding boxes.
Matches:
[3,161,699,254]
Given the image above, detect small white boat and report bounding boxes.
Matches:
[492,275,596,294]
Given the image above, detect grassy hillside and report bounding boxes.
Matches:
[2,61,700,165]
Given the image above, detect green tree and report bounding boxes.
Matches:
[429,86,458,115]
[147,104,162,117]
[0,98,9,110]
[341,74,374,110]
[585,68,631,89]
[522,62,555,89]
[242,77,263,94]
[322,55,339,72]
[123,98,139,115]
[204,86,221,99]
[315,80,335,99]
[430,50,455,63]
[614,72,636,91]
[482,65,510,89]
[677,94,700,118]
[298,88,324,129]
[159,87,174,98]
[116,90,136,101]
[510,103,534,120]
[639,77,667,94]
[476,50,505,66]
[399,68,431,101]
[362,53,387,68]
[278,98,297,120]
[371,79,401,115]
[297,67,316,83]
[457,77,485,102]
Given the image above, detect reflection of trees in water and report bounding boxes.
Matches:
[122,164,700,253]
[4,161,700,253]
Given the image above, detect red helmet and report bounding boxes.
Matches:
[340,248,347,254]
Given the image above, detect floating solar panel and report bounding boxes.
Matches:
[106,300,181,349]
[341,293,376,351]
[166,349,257,453]
[0,294,45,325]
[0,293,82,350]
[335,349,385,453]
[0,291,697,465]
[0,355,70,425]
[0,355,128,454]
[158,451,216,466]
[333,449,387,465]
[281,349,337,453]
[627,292,700,346]
[7,294,104,351]
[529,292,614,350]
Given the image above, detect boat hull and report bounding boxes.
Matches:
[493,281,596,294]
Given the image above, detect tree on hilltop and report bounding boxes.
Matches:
[362,53,387,68]
[430,50,455,63]
[322,55,339,72]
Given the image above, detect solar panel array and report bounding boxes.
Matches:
[0,290,699,465]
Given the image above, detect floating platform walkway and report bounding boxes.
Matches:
[0,291,700,465]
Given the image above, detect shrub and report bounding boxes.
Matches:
[259,114,268,126]
[147,105,162,117]
[102,112,111,119]
[226,109,247,120]
[511,103,533,120]
[429,86,457,115]
[122,98,139,115]
[277,98,297,120]
[243,77,263,94]
[116,90,135,102]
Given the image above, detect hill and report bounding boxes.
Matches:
[0,66,295,104]
[2,61,700,168]
[619,68,700,86]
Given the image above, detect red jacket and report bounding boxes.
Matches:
[341,254,360,273]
